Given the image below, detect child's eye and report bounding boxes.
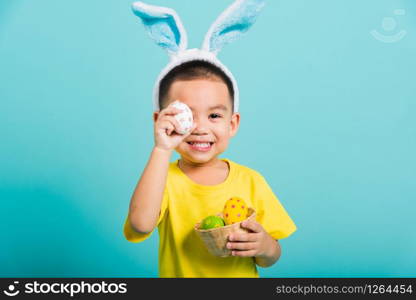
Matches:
[209,113,222,119]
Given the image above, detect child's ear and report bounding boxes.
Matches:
[229,112,240,137]
[153,111,160,122]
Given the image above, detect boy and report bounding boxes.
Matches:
[123,60,297,277]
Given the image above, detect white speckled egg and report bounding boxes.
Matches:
[171,101,193,135]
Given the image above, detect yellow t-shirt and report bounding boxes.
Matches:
[123,158,297,278]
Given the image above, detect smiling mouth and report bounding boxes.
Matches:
[186,142,214,145]
[186,141,214,152]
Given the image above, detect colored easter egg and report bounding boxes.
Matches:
[200,215,225,230]
[223,197,248,225]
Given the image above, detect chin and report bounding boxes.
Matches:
[176,150,219,164]
[183,154,216,164]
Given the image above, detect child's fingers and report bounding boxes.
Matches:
[228,232,257,242]
[241,220,262,233]
[227,241,257,251]
[231,250,257,257]
[160,103,183,115]
[159,106,183,117]
[158,120,175,136]
[159,116,182,134]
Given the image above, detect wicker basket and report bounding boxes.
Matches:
[194,208,256,257]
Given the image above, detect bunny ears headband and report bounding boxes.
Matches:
[131,0,266,112]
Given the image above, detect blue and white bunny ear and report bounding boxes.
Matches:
[202,0,265,55]
[131,1,188,56]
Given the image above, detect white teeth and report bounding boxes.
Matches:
[190,143,211,147]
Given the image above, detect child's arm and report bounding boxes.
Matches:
[128,104,196,234]
[128,147,172,233]
[254,239,281,268]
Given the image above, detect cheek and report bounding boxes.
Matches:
[214,123,232,140]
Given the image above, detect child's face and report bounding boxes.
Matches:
[166,79,240,165]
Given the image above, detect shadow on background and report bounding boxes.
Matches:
[0,184,150,277]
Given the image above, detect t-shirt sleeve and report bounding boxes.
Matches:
[123,187,169,243]
[252,172,297,240]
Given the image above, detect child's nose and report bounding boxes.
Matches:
[192,124,209,135]
[192,116,209,134]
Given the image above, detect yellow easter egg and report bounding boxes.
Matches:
[223,197,248,225]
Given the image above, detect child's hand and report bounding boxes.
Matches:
[226,219,277,258]
[154,103,196,151]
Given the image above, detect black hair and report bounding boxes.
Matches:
[158,60,234,111]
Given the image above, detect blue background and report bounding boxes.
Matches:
[1,0,415,277]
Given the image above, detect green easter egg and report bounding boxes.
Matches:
[200,215,225,230]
